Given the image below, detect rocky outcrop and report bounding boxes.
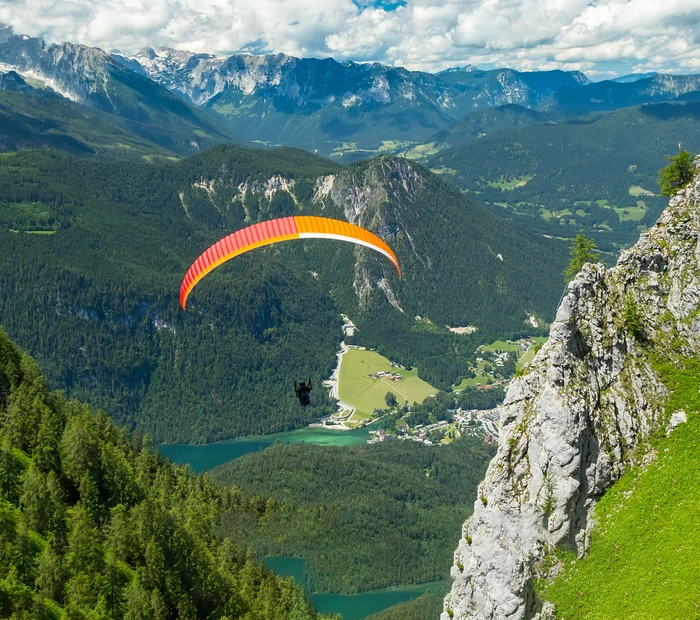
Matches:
[314,158,429,308]
[443,167,700,619]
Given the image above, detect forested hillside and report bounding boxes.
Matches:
[364,590,444,620]
[211,438,495,593]
[0,142,565,442]
[428,101,700,250]
[0,326,333,619]
[428,104,573,148]
[0,147,341,443]
[0,89,174,156]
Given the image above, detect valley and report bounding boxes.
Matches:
[0,20,698,620]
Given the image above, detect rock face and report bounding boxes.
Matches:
[443,165,700,619]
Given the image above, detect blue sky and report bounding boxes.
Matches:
[2,0,700,78]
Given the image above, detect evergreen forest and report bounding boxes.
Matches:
[0,326,336,619]
[212,438,495,593]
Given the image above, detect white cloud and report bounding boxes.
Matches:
[2,0,700,76]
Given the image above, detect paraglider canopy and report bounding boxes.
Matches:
[180,215,401,310]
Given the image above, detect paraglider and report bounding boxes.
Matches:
[179,215,401,310]
[294,378,312,406]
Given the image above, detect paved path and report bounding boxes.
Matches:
[324,341,356,421]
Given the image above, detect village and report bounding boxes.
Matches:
[313,331,545,443]
[366,406,502,445]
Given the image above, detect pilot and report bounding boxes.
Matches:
[294,378,312,406]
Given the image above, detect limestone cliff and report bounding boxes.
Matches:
[443,165,700,619]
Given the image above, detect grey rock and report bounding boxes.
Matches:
[666,409,687,435]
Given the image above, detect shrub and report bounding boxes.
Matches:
[623,294,643,340]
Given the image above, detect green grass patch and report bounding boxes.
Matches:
[378,140,415,153]
[401,142,446,161]
[541,357,700,617]
[481,340,522,353]
[429,166,457,175]
[614,206,646,222]
[487,175,533,190]
[453,373,490,391]
[595,199,609,206]
[338,349,437,420]
[629,185,655,197]
[515,337,547,371]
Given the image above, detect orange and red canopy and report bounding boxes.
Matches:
[180,215,401,310]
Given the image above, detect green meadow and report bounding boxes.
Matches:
[338,349,437,422]
[540,357,700,617]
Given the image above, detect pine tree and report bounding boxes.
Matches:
[35,540,62,601]
[658,150,695,196]
[564,234,599,282]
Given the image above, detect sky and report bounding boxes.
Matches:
[2,0,700,78]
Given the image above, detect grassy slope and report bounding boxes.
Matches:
[540,358,700,617]
[338,349,437,419]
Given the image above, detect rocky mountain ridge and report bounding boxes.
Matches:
[117,46,587,111]
[0,25,239,153]
[442,164,700,619]
[112,46,589,155]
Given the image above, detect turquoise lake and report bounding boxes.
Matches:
[263,557,444,619]
[159,422,380,472]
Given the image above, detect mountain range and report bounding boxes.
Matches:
[2,25,700,161]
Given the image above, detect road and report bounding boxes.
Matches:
[323,341,356,422]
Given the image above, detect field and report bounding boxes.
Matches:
[480,340,522,353]
[453,337,548,390]
[428,166,457,175]
[338,349,437,422]
[614,205,647,222]
[628,184,655,197]
[487,175,532,190]
[453,373,491,391]
[515,337,548,370]
[401,141,446,161]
